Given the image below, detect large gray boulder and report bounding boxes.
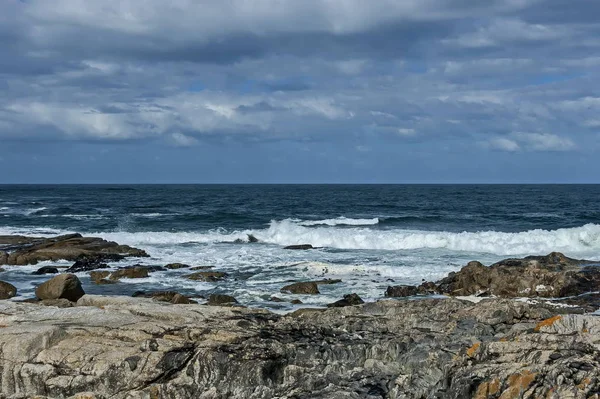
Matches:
[0,281,16,299]
[35,274,85,302]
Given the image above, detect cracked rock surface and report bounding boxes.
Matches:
[0,295,599,398]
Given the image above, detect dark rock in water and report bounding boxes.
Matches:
[385,285,419,298]
[269,296,285,302]
[66,253,125,273]
[284,244,313,250]
[290,299,303,304]
[0,268,5,273]
[281,282,320,295]
[0,251,7,265]
[0,281,17,299]
[165,263,190,270]
[0,234,148,266]
[186,271,228,282]
[248,234,259,243]
[35,274,85,302]
[327,293,364,307]
[31,266,59,275]
[207,294,238,306]
[189,266,214,271]
[132,291,196,304]
[436,252,600,298]
[312,279,342,285]
[89,271,117,285]
[109,267,149,280]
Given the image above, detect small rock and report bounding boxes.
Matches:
[32,266,60,275]
[186,271,228,282]
[290,299,303,305]
[189,266,214,271]
[0,251,8,265]
[248,234,259,243]
[385,285,419,298]
[327,293,364,308]
[207,294,238,306]
[110,267,149,280]
[269,296,285,302]
[40,298,74,308]
[284,244,313,250]
[66,253,124,273]
[0,281,17,299]
[133,291,196,304]
[281,282,320,295]
[165,263,190,270]
[89,271,111,282]
[35,274,85,302]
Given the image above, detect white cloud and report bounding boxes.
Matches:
[513,132,576,151]
[169,132,199,147]
[488,137,520,152]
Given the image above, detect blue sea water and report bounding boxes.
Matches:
[1,184,599,308]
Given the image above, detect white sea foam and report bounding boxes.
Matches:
[297,217,380,226]
[2,222,600,258]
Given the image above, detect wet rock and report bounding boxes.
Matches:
[327,293,364,307]
[0,281,17,299]
[385,285,419,297]
[39,298,74,308]
[436,253,600,297]
[186,271,228,282]
[35,274,85,302]
[66,253,125,273]
[281,281,320,295]
[0,234,148,266]
[207,293,238,306]
[31,266,60,275]
[109,267,150,280]
[165,263,190,270]
[284,244,313,250]
[248,234,259,243]
[290,299,303,304]
[312,279,342,285]
[89,270,111,282]
[0,251,7,265]
[269,296,285,302]
[189,266,214,271]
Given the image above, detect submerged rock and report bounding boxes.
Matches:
[186,271,228,282]
[284,244,313,250]
[0,234,148,266]
[164,263,190,270]
[35,274,85,302]
[0,281,17,299]
[31,266,60,275]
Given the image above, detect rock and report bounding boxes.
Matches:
[281,281,320,295]
[207,294,238,306]
[0,233,148,266]
[0,251,7,264]
[165,263,190,270]
[31,266,60,275]
[436,253,600,298]
[89,270,111,282]
[65,253,124,273]
[290,299,303,304]
[0,281,17,299]
[109,267,150,280]
[248,234,259,243]
[283,244,313,250]
[385,285,419,297]
[35,274,85,302]
[269,296,285,302]
[0,295,595,398]
[312,279,342,285]
[132,291,197,305]
[327,293,364,307]
[189,265,214,271]
[40,298,74,308]
[186,271,228,282]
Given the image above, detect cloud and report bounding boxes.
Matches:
[487,133,576,152]
[487,137,520,152]
[169,132,199,147]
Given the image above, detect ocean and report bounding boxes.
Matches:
[1,184,599,309]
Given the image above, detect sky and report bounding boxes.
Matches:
[1,0,600,183]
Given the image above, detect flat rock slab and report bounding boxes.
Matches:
[0,295,598,398]
[0,234,148,266]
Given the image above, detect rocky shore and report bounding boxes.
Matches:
[0,234,600,398]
